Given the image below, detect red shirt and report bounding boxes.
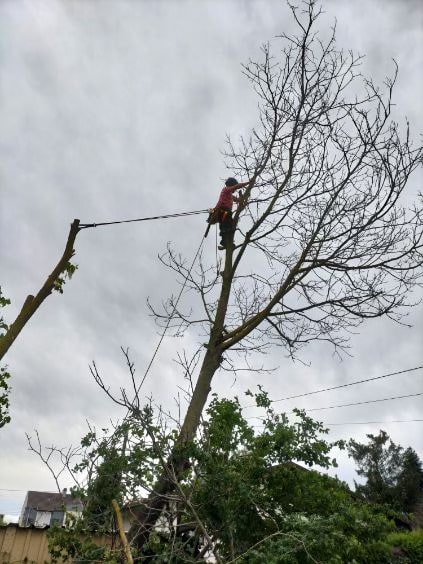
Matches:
[215,186,233,210]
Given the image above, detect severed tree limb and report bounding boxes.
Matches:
[0,219,80,362]
[112,499,134,564]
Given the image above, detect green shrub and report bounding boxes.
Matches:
[387,530,423,564]
[354,540,391,563]
[47,526,117,563]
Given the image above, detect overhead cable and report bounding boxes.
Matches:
[298,390,423,413]
[250,418,423,430]
[324,419,423,426]
[246,390,422,420]
[269,365,423,404]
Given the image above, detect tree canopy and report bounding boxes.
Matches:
[348,430,423,514]
[39,388,403,563]
[127,0,423,547]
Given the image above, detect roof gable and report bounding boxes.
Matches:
[24,491,82,512]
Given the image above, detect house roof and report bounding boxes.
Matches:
[24,491,82,512]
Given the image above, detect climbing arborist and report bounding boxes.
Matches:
[212,177,249,250]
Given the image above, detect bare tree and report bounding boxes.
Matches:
[122,0,423,552]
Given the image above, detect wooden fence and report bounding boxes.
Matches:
[0,524,112,563]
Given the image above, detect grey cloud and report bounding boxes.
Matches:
[1,0,422,517]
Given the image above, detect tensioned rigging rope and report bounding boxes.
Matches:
[78,198,261,230]
[78,209,208,229]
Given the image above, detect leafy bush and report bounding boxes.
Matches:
[47,525,118,563]
[387,530,423,564]
[241,508,393,563]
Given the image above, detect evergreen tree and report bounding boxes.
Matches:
[397,447,423,512]
[348,431,423,512]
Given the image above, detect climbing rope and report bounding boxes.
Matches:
[77,207,212,392]
[137,235,206,392]
[79,209,208,230]
[78,199,261,231]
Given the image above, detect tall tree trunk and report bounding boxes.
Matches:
[127,240,235,551]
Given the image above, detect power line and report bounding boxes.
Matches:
[266,365,423,405]
[0,488,26,492]
[79,209,208,230]
[251,418,423,429]
[246,390,422,421]
[298,391,423,413]
[324,419,423,426]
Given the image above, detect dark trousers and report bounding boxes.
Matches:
[218,209,234,247]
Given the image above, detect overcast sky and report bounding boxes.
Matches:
[1,0,422,521]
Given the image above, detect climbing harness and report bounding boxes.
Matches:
[204,208,219,238]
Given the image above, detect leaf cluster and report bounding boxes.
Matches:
[0,288,11,428]
[47,524,118,563]
[386,530,423,564]
[0,366,11,429]
[0,286,10,335]
[53,262,78,294]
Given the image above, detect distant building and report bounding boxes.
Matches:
[19,490,83,528]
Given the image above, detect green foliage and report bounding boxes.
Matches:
[47,525,118,563]
[387,530,423,564]
[243,510,393,563]
[348,431,423,513]
[0,291,11,428]
[396,449,423,512]
[46,426,128,561]
[53,262,78,294]
[0,366,11,428]
[184,391,394,562]
[188,390,348,558]
[44,388,416,563]
[75,434,127,531]
[348,430,403,505]
[0,286,10,335]
[47,406,172,561]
